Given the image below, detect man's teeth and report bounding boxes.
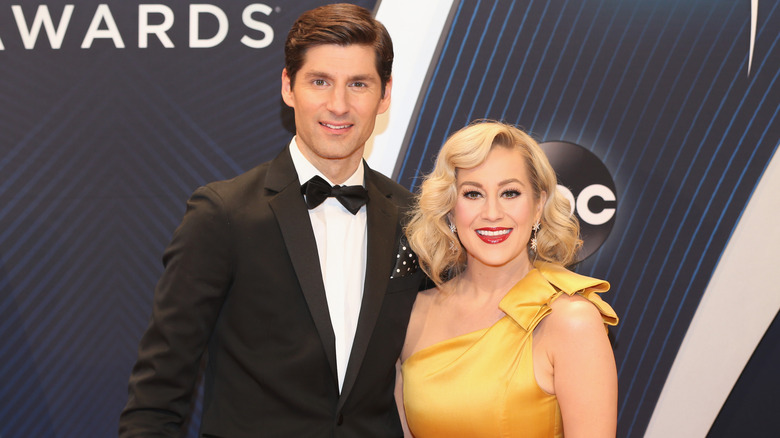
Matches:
[322,123,350,129]
[476,229,511,237]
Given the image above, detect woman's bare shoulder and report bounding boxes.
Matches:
[546,292,605,334]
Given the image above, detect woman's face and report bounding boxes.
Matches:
[451,146,545,271]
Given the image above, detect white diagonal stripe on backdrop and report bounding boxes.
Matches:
[645,143,780,436]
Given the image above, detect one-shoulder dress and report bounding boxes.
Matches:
[401,261,619,437]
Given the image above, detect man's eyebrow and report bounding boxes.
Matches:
[302,71,378,83]
[302,70,334,80]
[348,74,378,82]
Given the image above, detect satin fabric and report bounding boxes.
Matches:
[402,262,618,437]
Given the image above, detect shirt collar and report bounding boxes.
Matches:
[289,137,365,187]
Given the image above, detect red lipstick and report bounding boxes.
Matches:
[475,227,512,244]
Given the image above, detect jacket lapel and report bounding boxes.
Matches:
[266,147,338,382]
[338,165,399,407]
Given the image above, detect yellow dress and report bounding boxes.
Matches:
[402,262,618,437]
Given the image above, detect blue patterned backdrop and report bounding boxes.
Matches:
[394,1,780,436]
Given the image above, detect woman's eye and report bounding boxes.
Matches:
[463,190,482,199]
[502,190,520,198]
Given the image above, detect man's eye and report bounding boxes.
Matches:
[350,82,367,88]
[313,79,327,86]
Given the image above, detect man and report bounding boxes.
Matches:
[119,4,424,437]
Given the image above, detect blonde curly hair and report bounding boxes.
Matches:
[406,120,582,286]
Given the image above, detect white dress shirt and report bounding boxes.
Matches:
[289,138,367,391]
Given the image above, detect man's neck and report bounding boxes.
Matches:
[313,157,363,185]
[289,138,365,187]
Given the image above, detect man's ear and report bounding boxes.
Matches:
[377,76,392,115]
[281,68,294,108]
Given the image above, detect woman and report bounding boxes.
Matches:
[397,120,619,437]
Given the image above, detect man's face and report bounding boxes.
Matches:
[281,44,392,179]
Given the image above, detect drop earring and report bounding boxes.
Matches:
[448,218,458,253]
[530,221,540,251]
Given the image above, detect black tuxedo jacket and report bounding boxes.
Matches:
[119,146,423,437]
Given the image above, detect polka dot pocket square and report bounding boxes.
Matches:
[391,236,419,278]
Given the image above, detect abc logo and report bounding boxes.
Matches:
[539,141,617,263]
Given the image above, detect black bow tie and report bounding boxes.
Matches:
[301,175,368,215]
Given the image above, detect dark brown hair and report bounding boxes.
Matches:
[284,3,393,93]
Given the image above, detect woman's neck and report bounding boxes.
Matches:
[455,256,535,299]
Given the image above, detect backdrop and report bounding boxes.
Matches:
[1,1,778,437]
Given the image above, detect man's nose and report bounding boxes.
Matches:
[326,87,349,115]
